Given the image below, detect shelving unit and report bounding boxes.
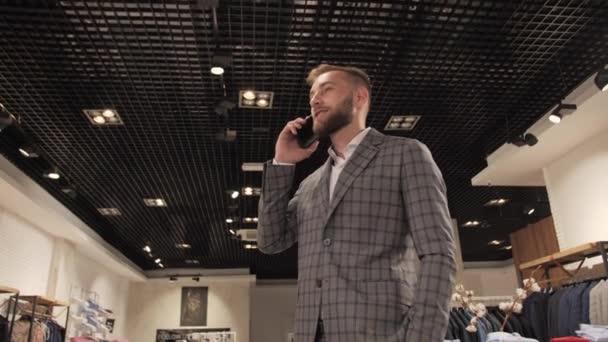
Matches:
[0,285,19,340]
[519,241,608,286]
[12,295,70,342]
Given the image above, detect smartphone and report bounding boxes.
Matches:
[296,115,319,149]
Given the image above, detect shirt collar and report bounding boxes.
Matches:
[327,127,372,163]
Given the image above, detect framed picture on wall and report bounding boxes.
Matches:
[180,287,208,326]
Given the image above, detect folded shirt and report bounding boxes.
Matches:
[487,332,539,342]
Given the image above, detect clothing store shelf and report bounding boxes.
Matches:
[0,285,19,294]
[519,241,608,270]
[18,295,69,307]
[518,241,608,285]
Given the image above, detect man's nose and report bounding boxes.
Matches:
[310,93,321,107]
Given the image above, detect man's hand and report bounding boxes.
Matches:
[274,117,319,164]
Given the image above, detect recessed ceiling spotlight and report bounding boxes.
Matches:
[256,99,269,107]
[226,218,234,224]
[503,245,513,250]
[155,258,161,264]
[231,191,239,199]
[102,109,116,118]
[461,220,480,228]
[43,167,61,180]
[244,217,253,223]
[175,243,191,249]
[229,229,236,235]
[239,90,274,109]
[98,208,121,216]
[83,109,123,126]
[158,263,164,268]
[488,240,502,246]
[143,245,152,253]
[241,187,261,196]
[244,244,257,250]
[484,198,509,207]
[144,198,167,207]
[384,115,420,131]
[242,91,256,100]
[185,259,200,264]
[210,66,224,75]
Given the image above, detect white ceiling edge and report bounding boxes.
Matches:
[473,71,608,186]
[0,154,146,282]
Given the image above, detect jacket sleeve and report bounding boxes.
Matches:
[257,160,300,254]
[401,140,457,342]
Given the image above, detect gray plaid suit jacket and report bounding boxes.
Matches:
[258,128,457,342]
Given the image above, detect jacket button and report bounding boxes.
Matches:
[316,279,322,288]
[323,238,332,246]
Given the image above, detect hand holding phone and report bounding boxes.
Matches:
[296,115,319,149]
[274,116,319,164]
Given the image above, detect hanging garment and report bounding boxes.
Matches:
[523,291,550,341]
[589,280,606,325]
[0,315,9,342]
[549,337,591,342]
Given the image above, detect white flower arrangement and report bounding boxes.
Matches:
[451,284,487,333]
[498,276,542,330]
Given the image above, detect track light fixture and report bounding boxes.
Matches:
[43,167,61,180]
[169,276,177,282]
[524,205,536,216]
[548,103,577,125]
[594,66,608,92]
[192,276,200,282]
[0,103,18,132]
[509,133,538,147]
[19,143,40,158]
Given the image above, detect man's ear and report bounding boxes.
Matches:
[354,86,369,110]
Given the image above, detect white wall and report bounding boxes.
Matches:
[461,264,518,297]
[0,208,54,295]
[0,206,132,340]
[544,129,608,250]
[250,283,297,342]
[126,278,251,342]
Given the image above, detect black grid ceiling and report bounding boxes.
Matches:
[0,0,607,278]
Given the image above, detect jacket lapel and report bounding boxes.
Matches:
[313,158,332,220]
[325,128,383,222]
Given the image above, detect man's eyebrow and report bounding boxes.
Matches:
[309,81,336,97]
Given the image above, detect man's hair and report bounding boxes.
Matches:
[306,64,371,95]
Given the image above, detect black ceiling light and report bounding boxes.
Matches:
[509,133,538,147]
[594,66,608,92]
[18,143,40,158]
[192,276,200,282]
[549,103,577,124]
[169,276,177,282]
[0,103,18,132]
[214,98,236,117]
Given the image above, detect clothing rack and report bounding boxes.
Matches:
[518,241,608,287]
[10,295,70,342]
[0,285,19,341]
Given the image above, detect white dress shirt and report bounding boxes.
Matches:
[273,127,371,202]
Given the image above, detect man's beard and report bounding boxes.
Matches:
[313,94,354,138]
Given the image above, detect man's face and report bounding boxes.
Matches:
[309,71,355,138]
